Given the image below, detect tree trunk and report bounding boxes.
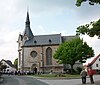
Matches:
[70,64,74,74]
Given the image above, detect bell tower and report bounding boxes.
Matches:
[23,11,34,41]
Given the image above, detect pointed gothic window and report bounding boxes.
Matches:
[46,47,52,65]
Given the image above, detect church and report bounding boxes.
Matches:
[17,11,75,73]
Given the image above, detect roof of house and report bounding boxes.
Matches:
[83,54,100,67]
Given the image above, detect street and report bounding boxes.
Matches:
[37,75,100,85]
[1,75,100,85]
[0,75,49,85]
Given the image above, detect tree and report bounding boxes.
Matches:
[53,37,94,73]
[76,0,100,7]
[14,58,18,70]
[76,19,100,38]
[76,0,100,38]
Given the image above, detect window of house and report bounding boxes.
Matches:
[96,64,98,67]
[99,58,100,61]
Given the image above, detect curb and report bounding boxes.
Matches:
[35,77,80,80]
[25,75,88,80]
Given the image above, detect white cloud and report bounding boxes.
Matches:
[32,25,46,35]
[0,27,19,62]
[82,35,100,56]
[51,30,68,36]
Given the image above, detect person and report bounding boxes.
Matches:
[80,68,87,84]
[87,66,94,84]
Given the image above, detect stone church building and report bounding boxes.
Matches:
[17,11,75,73]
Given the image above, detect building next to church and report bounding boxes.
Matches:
[1,59,16,73]
[17,11,76,73]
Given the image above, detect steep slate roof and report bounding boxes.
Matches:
[23,27,33,39]
[23,11,34,39]
[61,35,76,42]
[24,34,62,46]
[26,11,30,23]
[84,54,100,67]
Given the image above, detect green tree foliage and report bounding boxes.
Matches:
[76,0,100,38]
[53,38,94,72]
[76,19,100,38]
[76,0,100,6]
[14,58,18,70]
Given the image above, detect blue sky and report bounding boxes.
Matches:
[0,0,100,63]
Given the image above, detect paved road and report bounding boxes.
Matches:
[37,75,100,85]
[0,75,49,85]
[1,75,100,85]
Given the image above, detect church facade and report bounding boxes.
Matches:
[17,11,75,73]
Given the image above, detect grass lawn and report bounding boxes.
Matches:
[33,74,80,79]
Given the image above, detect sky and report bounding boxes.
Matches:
[0,0,100,63]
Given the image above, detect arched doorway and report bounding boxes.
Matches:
[31,64,37,74]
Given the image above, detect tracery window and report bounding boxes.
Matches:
[30,51,37,58]
[46,47,52,65]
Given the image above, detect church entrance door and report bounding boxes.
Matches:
[31,64,37,74]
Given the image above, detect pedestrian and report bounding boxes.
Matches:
[87,66,94,84]
[80,68,87,84]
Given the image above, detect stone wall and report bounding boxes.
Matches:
[22,45,63,73]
